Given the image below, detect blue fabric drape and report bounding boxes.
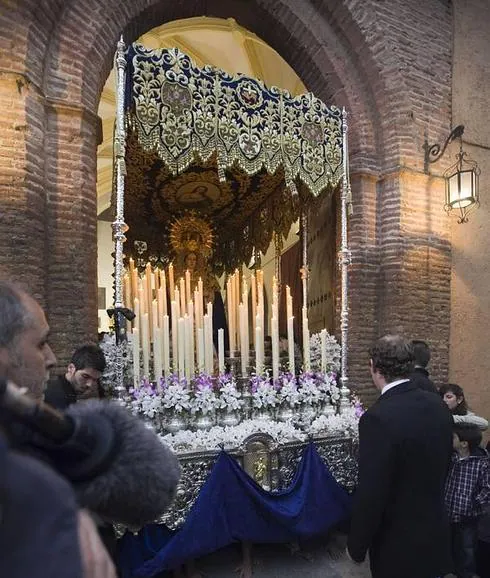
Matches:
[118,442,351,578]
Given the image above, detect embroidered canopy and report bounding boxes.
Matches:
[121,44,344,274]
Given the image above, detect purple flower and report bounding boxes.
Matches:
[194,373,214,391]
[353,396,365,418]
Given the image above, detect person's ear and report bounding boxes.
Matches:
[67,363,76,377]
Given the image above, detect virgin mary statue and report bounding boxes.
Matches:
[170,215,229,354]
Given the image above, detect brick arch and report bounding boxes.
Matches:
[38,0,395,170]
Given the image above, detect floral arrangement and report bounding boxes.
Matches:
[160,418,306,453]
[251,372,279,409]
[276,372,301,407]
[308,396,364,439]
[317,371,341,406]
[297,371,323,405]
[127,378,162,420]
[161,374,191,413]
[191,373,219,415]
[309,331,341,373]
[216,373,243,412]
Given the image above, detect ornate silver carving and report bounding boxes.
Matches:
[315,436,358,490]
[339,108,351,394]
[160,453,217,530]
[111,37,129,400]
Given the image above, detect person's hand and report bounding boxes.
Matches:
[78,509,116,578]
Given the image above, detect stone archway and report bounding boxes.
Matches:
[1,0,453,395]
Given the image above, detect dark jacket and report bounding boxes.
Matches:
[410,367,438,394]
[44,374,77,410]
[0,432,83,578]
[348,381,454,578]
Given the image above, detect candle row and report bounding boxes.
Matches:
[123,261,309,385]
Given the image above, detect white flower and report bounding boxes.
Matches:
[308,405,360,438]
[252,380,279,409]
[309,332,341,373]
[191,386,219,415]
[162,383,191,413]
[217,376,244,412]
[160,418,306,453]
[127,384,162,420]
[278,373,301,407]
[298,373,323,405]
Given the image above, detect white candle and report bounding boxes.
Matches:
[239,303,247,377]
[242,282,249,373]
[141,313,150,378]
[321,328,327,373]
[168,263,175,302]
[145,264,153,334]
[198,277,204,328]
[174,287,181,320]
[187,301,195,377]
[234,271,240,351]
[132,328,140,388]
[179,277,186,315]
[131,268,139,310]
[170,301,178,372]
[255,322,263,374]
[302,307,310,371]
[194,288,200,330]
[133,297,140,336]
[251,273,257,349]
[160,269,167,316]
[287,316,295,375]
[138,280,146,316]
[203,314,211,374]
[286,285,293,320]
[271,306,279,383]
[178,317,185,379]
[185,270,191,310]
[227,279,235,356]
[184,314,191,381]
[206,302,214,374]
[218,328,225,375]
[157,286,165,322]
[124,274,131,309]
[197,327,205,373]
[152,300,162,381]
[163,314,170,375]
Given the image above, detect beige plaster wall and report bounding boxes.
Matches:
[450,0,490,428]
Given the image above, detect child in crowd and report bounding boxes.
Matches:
[440,383,488,431]
[445,424,490,578]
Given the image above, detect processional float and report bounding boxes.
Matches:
[108,38,359,574]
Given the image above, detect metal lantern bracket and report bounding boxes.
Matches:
[424,124,465,172]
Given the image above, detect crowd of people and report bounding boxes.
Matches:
[0,281,489,578]
[348,335,489,578]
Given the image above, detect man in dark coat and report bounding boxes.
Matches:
[0,282,116,578]
[409,339,438,394]
[347,335,454,578]
[44,344,106,409]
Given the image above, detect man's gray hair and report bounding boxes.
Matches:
[0,282,32,348]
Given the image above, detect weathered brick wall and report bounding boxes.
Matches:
[0,0,454,391]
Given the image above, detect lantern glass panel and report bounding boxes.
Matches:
[448,169,475,209]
